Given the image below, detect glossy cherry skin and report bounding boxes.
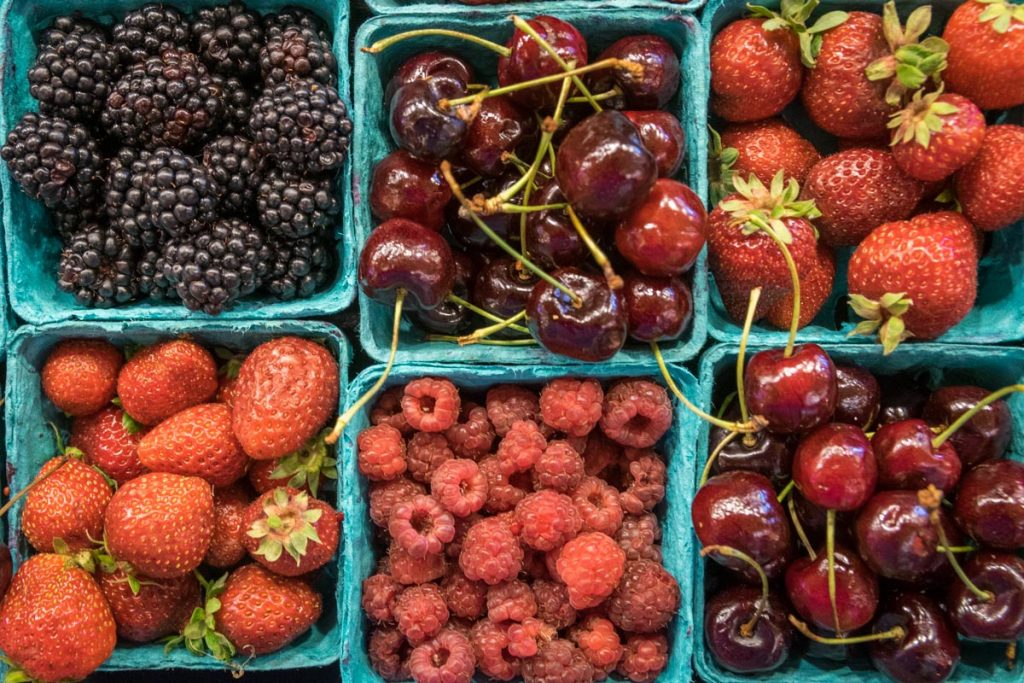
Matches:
[595,35,680,109]
[833,365,880,429]
[408,251,475,335]
[744,344,837,434]
[869,593,960,683]
[878,380,928,425]
[947,551,1024,642]
[623,111,685,177]
[447,173,520,251]
[793,423,877,511]
[954,460,1024,549]
[923,385,1012,468]
[704,585,793,673]
[785,542,880,632]
[556,110,657,221]
[708,426,792,488]
[872,419,962,492]
[359,218,455,309]
[526,267,627,362]
[497,16,587,109]
[461,95,535,177]
[523,178,588,269]
[472,257,536,321]
[622,272,692,342]
[370,150,450,230]
[390,77,468,162]
[692,471,793,582]
[615,178,707,277]
[384,50,474,103]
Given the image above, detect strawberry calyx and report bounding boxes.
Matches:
[709,126,740,205]
[246,487,324,565]
[747,0,849,67]
[164,572,237,665]
[976,0,1024,34]
[865,2,949,106]
[719,170,821,244]
[1,658,36,683]
[214,347,245,380]
[268,430,337,499]
[848,292,914,355]
[888,87,961,148]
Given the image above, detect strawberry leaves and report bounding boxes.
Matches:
[747,0,849,67]
[865,2,949,106]
[888,88,961,148]
[164,572,236,663]
[977,0,1024,34]
[269,430,337,499]
[720,171,821,245]
[709,126,740,205]
[848,292,914,355]
[246,488,325,565]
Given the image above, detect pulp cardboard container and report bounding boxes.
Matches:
[339,360,701,682]
[4,319,350,672]
[353,10,709,365]
[693,342,1024,683]
[363,0,706,18]
[0,0,356,324]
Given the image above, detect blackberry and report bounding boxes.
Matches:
[161,218,268,314]
[263,234,333,300]
[202,135,264,215]
[256,167,340,239]
[260,8,337,87]
[28,16,120,122]
[104,146,151,226]
[192,2,264,80]
[103,48,224,150]
[250,78,350,175]
[1,113,103,210]
[53,204,103,239]
[136,247,176,301]
[127,147,221,240]
[111,4,192,64]
[215,75,257,135]
[57,223,137,307]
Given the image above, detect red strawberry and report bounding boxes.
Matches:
[241,487,340,577]
[22,456,112,553]
[205,483,253,569]
[954,124,1024,232]
[137,403,250,487]
[216,564,322,655]
[104,472,214,579]
[247,447,333,498]
[41,339,122,416]
[800,147,925,246]
[713,119,820,203]
[117,339,218,426]
[97,567,200,643]
[848,211,979,353]
[764,244,836,329]
[0,554,116,682]
[889,91,986,182]
[70,406,149,486]
[231,336,339,460]
[943,0,1024,110]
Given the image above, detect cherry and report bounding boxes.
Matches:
[526,267,626,362]
[869,593,960,683]
[872,419,962,492]
[389,77,468,162]
[790,493,855,547]
[497,16,587,109]
[707,425,792,488]
[622,272,692,343]
[555,110,657,221]
[623,111,685,177]
[877,379,928,425]
[461,95,536,177]
[833,364,880,429]
[947,551,1024,643]
[614,178,707,277]
[523,178,588,269]
[792,423,876,511]
[594,35,680,109]
[785,542,879,632]
[359,218,455,309]
[370,150,451,230]
[384,50,474,103]
[472,257,537,321]
[408,251,475,335]
[923,385,1012,468]
[954,460,1024,550]
[704,585,793,673]
[744,343,837,434]
[447,174,521,251]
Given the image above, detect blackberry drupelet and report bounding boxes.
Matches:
[57,223,138,307]
[103,48,224,150]
[201,135,264,215]
[260,8,337,87]
[263,234,334,300]
[1,113,103,210]
[111,4,191,64]
[256,167,340,239]
[135,147,222,239]
[193,2,264,80]
[250,78,351,174]
[105,146,151,221]
[53,204,103,239]
[215,75,257,135]
[137,247,176,301]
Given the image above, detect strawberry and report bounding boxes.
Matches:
[0,554,116,682]
[231,336,339,460]
[800,147,924,246]
[22,456,112,553]
[216,564,322,655]
[943,0,1024,110]
[117,339,218,426]
[137,403,250,487]
[70,405,148,486]
[41,339,122,416]
[954,124,1024,232]
[241,487,340,577]
[104,472,214,579]
[889,91,986,182]
[205,483,253,569]
[710,17,802,122]
[712,119,820,203]
[848,211,979,353]
[765,244,836,329]
[97,567,200,642]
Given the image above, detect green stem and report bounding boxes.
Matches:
[510,14,602,112]
[567,86,622,104]
[566,205,622,290]
[937,546,977,553]
[446,293,530,334]
[362,29,511,56]
[777,480,795,502]
[426,335,537,346]
[918,485,994,602]
[789,616,905,645]
[762,226,801,358]
[736,287,762,431]
[457,310,527,345]
[500,202,567,214]
[701,545,770,638]
[700,430,739,487]
[716,392,737,419]
[827,509,840,634]
[932,384,1024,448]
[788,496,816,561]
[443,58,631,108]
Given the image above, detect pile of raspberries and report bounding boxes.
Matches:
[357,375,682,683]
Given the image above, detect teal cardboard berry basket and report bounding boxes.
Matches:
[0,0,356,324]
[3,320,350,672]
[701,0,1024,349]
[364,0,707,18]
[339,360,701,682]
[693,342,1024,683]
[353,10,709,366]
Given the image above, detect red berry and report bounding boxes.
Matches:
[480,457,529,513]
[556,532,626,610]
[402,378,460,432]
[41,339,122,416]
[394,583,449,645]
[538,378,602,438]
[431,459,488,517]
[70,406,148,486]
[497,420,547,475]
[484,580,535,624]
[371,387,413,435]
[363,572,402,624]
[507,617,558,659]
[570,615,623,677]
[521,638,595,683]
[370,477,426,528]
[204,483,252,569]
[487,385,540,437]
[616,513,663,562]
[571,476,624,537]
[582,432,623,479]
[22,457,112,553]
[618,633,669,683]
[533,578,577,630]
[408,629,475,683]
[943,0,1024,111]
[459,517,523,585]
[620,455,667,514]
[358,424,407,482]
[137,403,249,487]
[533,441,585,493]
[441,570,487,620]
[607,559,680,633]
[368,627,411,681]
[955,124,1024,232]
[407,432,454,483]
[710,19,802,122]
[118,339,218,426]
[98,568,199,643]
[718,118,820,187]
[241,487,340,577]
[516,490,581,552]
[470,618,520,680]
[389,543,447,585]
[600,380,672,448]
[445,402,496,460]
[890,92,985,182]
[388,494,456,558]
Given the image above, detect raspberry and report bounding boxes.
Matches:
[487,385,540,436]
[487,580,537,622]
[583,432,623,478]
[479,457,528,513]
[540,378,604,437]
[459,517,523,585]
[368,627,411,681]
[372,387,413,435]
[470,619,519,681]
[599,379,673,448]
[522,639,595,683]
[389,495,456,558]
[407,432,454,483]
[394,583,449,645]
[431,459,488,517]
[507,617,558,658]
[556,532,626,609]
[607,559,680,634]
[516,490,581,552]
[620,455,667,514]
[402,378,461,432]
[370,478,426,528]
[358,425,407,481]
[408,629,475,683]
[533,578,577,629]
[363,572,402,624]
[389,543,446,585]
[441,570,487,620]
[446,513,480,560]
[445,402,495,459]
[572,476,624,536]
[545,546,563,582]
[496,420,547,475]
[616,513,663,562]
[533,440,585,493]
[570,615,623,677]
[618,633,669,683]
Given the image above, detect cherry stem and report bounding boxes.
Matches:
[700,430,739,487]
[736,287,762,436]
[826,509,841,634]
[510,14,603,112]
[362,29,511,56]
[499,202,567,214]
[932,384,1024,449]
[446,294,531,334]
[789,616,906,645]
[761,225,800,358]
[777,480,795,502]
[0,453,71,519]
[1008,642,1017,671]
[788,496,816,561]
[918,484,995,602]
[701,544,769,638]
[457,310,527,345]
[716,392,737,419]
[426,335,536,346]
[566,205,622,290]
[567,87,621,104]
[325,290,406,445]
[937,545,976,553]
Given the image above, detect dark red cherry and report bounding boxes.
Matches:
[923,385,1012,468]
[791,494,855,547]
[523,178,588,269]
[785,543,879,632]
[595,35,680,109]
[359,218,455,309]
[623,110,685,177]
[954,460,1024,550]
[872,419,962,492]
[622,272,692,343]
[389,77,468,162]
[447,173,521,251]
[744,344,838,434]
[947,551,1024,642]
[833,365,881,429]
[370,150,450,230]
[384,50,474,103]
[704,585,793,674]
[615,178,706,277]
[793,423,876,511]
[869,593,960,683]
[461,95,535,177]
[408,251,475,335]
[555,110,657,221]
[472,257,536,320]
[708,427,792,488]
[526,267,627,362]
[877,379,928,425]
[692,471,793,582]
[497,16,587,109]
